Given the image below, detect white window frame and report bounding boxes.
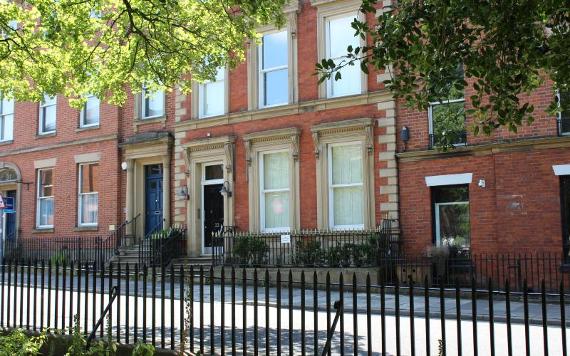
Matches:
[0,95,14,142]
[258,30,289,109]
[36,168,54,229]
[80,94,100,128]
[198,68,226,119]
[259,150,291,233]
[39,95,56,135]
[324,12,363,99]
[327,141,365,230]
[434,201,470,247]
[428,97,467,146]
[141,86,165,120]
[78,163,99,227]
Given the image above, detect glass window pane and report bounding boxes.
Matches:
[331,145,362,185]
[329,62,361,97]
[263,69,288,106]
[83,96,100,125]
[2,114,13,141]
[144,91,164,118]
[81,164,99,193]
[43,105,56,132]
[433,185,469,203]
[42,95,56,106]
[262,31,288,69]
[437,203,470,248]
[264,191,289,229]
[561,91,570,134]
[81,193,98,224]
[2,98,14,115]
[203,81,224,117]
[432,101,466,145]
[263,152,289,190]
[333,186,363,226]
[205,164,223,180]
[327,15,359,59]
[40,197,54,226]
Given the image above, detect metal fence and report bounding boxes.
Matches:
[213,220,400,268]
[0,259,568,355]
[138,224,187,267]
[4,217,137,266]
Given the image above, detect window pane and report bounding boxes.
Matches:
[433,185,469,203]
[2,114,13,141]
[39,197,54,226]
[205,164,223,180]
[263,69,288,106]
[263,152,289,190]
[203,81,224,117]
[264,191,289,229]
[436,203,470,248]
[81,193,98,225]
[328,15,358,59]
[81,164,99,193]
[2,98,14,115]
[431,101,466,146]
[144,91,164,118]
[43,105,56,132]
[42,95,56,106]
[561,91,570,134]
[329,62,361,97]
[40,170,53,197]
[262,31,288,69]
[83,96,100,125]
[333,186,363,226]
[331,145,362,185]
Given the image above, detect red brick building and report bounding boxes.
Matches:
[4,0,566,262]
[396,80,570,259]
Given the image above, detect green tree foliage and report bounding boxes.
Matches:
[0,0,286,106]
[317,0,570,136]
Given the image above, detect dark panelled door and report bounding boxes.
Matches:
[203,184,223,254]
[145,164,163,236]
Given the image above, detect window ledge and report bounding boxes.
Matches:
[36,132,56,139]
[134,116,167,130]
[32,228,54,234]
[74,226,99,232]
[76,125,100,133]
[0,140,13,146]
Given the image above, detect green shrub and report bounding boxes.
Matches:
[294,239,323,266]
[326,245,352,267]
[132,342,155,356]
[50,251,69,266]
[0,329,47,355]
[232,235,269,267]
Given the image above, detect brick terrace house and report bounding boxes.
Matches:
[0,0,400,259]
[396,80,570,259]
[2,0,567,263]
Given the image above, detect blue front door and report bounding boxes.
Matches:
[5,190,16,241]
[145,164,163,236]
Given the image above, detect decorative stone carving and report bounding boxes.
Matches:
[312,131,320,159]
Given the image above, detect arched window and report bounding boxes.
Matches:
[0,167,17,183]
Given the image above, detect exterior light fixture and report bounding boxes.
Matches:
[220,181,232,198]
[401,126,410,143]
[121,162,128,171]
[176,186,190,200]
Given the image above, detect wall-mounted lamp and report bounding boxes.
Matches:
[401,126,410,143]
[176,186,189,200]
[478,179,486,188]
[121,162,128,171]
[220,181,232,198]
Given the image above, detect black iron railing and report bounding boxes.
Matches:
[0,260,568,354]
[213,219,400,267]
[116,213,140,250]
[3,215,139,266]
[138,222,186,267]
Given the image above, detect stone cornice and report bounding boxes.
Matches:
[174,90,392,132]
[397,136,570,162]
[0,134,118,158]
[243,127,300,143]
[182,135,236,152]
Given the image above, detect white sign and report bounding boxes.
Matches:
[280,234,291,244]
[0,195,4,209]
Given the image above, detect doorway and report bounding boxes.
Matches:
[201,163,224,255]
[145,164,163,236]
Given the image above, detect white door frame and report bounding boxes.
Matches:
[201,162,224,255]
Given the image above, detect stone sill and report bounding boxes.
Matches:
[36,132,56,139]
[32,228,54,234]
[75,125,100,133]
[74,226,99,232]
[0,140,13,146]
